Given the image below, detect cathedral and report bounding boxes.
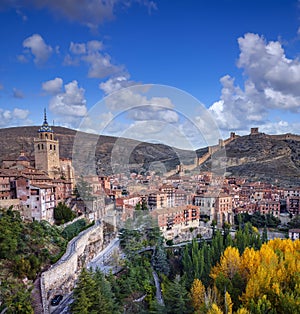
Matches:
[34,109,61,179]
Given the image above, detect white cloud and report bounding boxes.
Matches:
[104,88,178,123]
[13,108,29,119]
[22,34,53,64]
[99,75,140,95]
[49,80,87,126]
[66,40,122,78]
[0,107,30,127]
[1,0,157,28]
[17,54,28,63]
[209,32,300,133]
[42,77,63,94]
[12,88,24,99]
[105,88,172,111]
[16,8,28,21]
[70,42,86,55]
[82,50,122,78]
[87,40,104,52]
[63,54,79,66]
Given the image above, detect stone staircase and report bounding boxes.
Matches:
[31,277,43,314]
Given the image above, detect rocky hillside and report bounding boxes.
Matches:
[0,126,196,175]
[2,126,300,185]
[200,132,300,186]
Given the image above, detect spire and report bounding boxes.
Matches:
[38,108,53,133]
[44,108,47,124]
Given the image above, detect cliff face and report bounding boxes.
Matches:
[206,133,300,185]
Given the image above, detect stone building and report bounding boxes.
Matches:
[34,110,60,179]
[151,205,200,240]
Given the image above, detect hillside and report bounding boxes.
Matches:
[2,126,300,185]
[0,126,196,175]
[199,132,300,186]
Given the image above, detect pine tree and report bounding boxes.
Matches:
[164,275,189,314]
[91,270,118,314]
[152,240,170,276]
[71,268,95,313]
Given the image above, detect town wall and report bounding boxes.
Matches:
[40,221,104,314]
[266,133,300,141]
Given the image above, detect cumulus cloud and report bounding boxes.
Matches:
[49,80,87,118]
[65,40,122,78]
[103,88,179,126]
[42,77,63,94]
[209,33,300,133]
[105,87,171,111]
[12,88,24,99]
[22,34,53,64]
[69,42,86,55]
[0,0,156,28]
[99,74,140,95]
[0,107,30,127]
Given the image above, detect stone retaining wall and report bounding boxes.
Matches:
[40,221,104,314]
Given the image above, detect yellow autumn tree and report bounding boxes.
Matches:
[190,278,206,313]
[235,308,250,314]
[224,291,233,314]
[241,239,300,310]
[210,246,241,281]
[207,303,223,314]
[240,247,260,281]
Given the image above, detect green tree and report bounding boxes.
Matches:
[71,268,95,313]
[91,269,119,314]
[5,287,34,314]
[54,202,76,225]
[249,296,276,314]
[287,215,300,229]
[74,176,94,201]
[152,239,170,276]
[164,275,190,314]
[262,226,268,243]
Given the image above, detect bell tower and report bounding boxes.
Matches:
[34,109,60,178]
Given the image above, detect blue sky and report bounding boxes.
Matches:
[1,0,300,149]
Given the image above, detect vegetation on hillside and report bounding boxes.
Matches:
[71,217,299,314]
[235,212,281,228]
[0,208,90,312]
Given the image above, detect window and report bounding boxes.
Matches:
[54,145,56,150]
[38,144,40,150]
[41,144,44,149]
[50,144,52,150]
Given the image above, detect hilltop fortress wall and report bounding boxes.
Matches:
[40,221,104,314]
[197,128,300,167]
